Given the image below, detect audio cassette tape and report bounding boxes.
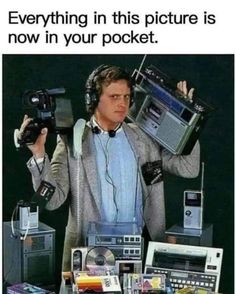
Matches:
[123,273,166,293]
[115,260,142,276]
[74,273,122,293]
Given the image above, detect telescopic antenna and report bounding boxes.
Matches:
[134,54,147,81]
[200,162,205,192]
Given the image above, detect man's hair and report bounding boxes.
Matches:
[85,65,133,114]
[94,65,132,96]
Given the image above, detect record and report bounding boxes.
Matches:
[85,246,115,269]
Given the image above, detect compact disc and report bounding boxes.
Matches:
[85,246,115,269]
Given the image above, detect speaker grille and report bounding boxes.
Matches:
[157,113,186,150]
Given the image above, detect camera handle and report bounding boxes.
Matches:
[13,128,21,149]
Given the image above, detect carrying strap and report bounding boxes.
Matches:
[72,119,92,158]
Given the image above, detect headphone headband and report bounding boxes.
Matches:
[85,64,112,92]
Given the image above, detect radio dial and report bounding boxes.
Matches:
[185,210,192,216]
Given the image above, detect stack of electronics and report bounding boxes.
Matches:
[4,221,56,292]
[165,161,214,248]
[68,219,223,293]
[70,221,148,293]
[69,221,174,293]
[3,181,57,292]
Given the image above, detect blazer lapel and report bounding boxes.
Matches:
[122,123,149,198]
[81,130,102,214]
[122,123,146,162]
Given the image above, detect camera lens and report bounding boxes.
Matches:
[29,96,40,105]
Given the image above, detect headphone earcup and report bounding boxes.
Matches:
[91,126,101,134]
[85,64,111,114]
[108,130,116,138]
[85,92,99,113]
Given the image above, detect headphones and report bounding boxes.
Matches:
[85,64,134,114]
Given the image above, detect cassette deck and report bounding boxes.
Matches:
[87,221,143,260]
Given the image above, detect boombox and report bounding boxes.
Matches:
[128,65,213,155]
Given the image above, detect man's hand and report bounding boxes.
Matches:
[18,114,47,158]
[177,80,194,103]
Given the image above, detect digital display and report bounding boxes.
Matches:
[93,221,140,235]
[97,236,112,243]
[187,192,198,200]
[185,191,202,206]
[171,271,188,278]
[153,251,206,273]
[119,263,134,273]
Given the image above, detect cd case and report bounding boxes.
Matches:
[7,283,55,294]
[74,273,122,293]
[123,273,166,292]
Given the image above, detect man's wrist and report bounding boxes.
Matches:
[32,156,45,164]
[32,152,45,159]
[28,154,47,173]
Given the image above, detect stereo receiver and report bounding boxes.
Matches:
[87,221,143,260]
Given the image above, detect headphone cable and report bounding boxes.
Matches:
[96,133,119,222]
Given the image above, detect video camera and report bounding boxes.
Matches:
[14,87,74,148]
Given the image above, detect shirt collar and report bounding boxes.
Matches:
[89,115,123,135]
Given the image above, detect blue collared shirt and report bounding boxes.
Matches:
[93,127,143,227]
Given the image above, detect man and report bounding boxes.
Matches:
[18,64,200,273]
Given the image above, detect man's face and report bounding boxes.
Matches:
[94,79,131,130]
